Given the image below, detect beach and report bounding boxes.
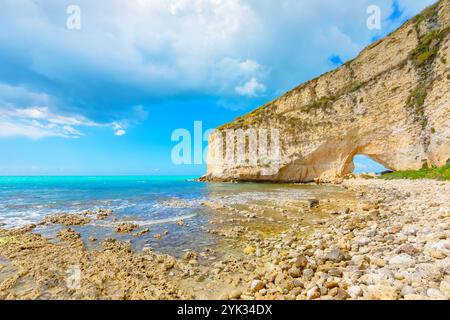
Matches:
[0,178,449,300]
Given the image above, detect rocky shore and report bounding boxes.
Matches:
[0,179,448,300]
[219,179,449,300]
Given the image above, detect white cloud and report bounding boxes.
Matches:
[235,77,266,97]
[0,82,149,139]
[0,0,437,116]
[114,129,126,136]
[0,105,130,140]
[0,107,93,139]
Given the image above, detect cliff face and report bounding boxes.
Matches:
[206,0,450,182]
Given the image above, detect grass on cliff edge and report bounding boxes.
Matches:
[380,163,450,181]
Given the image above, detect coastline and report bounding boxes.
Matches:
[0,178,449,300]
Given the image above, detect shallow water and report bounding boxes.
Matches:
[0,176,355,257]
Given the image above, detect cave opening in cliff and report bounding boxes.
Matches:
[352,154,389,175]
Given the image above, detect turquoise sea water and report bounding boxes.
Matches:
[0,176,342,255]
[0,176,218,254]
[0,176,200,226]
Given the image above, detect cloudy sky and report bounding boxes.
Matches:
[0,0,436,175]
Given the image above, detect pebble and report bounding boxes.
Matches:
[348,285,363,298]
[388,254,415,268]
[400,286,415,297]
[303,269,314,281]
[294,255,308,268]
[326,246,344,262]
[306,286,320,300]
[229,289,242,299]
[426,288,447,300]
[250,280,265,293]
[288,267,302,278]
[366,285,398,300]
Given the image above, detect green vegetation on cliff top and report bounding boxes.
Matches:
[218,1,448,131]
[380,163,450,181]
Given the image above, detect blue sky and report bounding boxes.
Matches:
[0,0,436,176]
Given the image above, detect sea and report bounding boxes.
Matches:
[0,176,348,256]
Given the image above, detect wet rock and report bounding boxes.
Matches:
[115,222,139,234]
[183,251,198,261]
[176,219,185,226]
[335,288,349,300]
[134,228,150,236]
[306,199,320,208]
[398,244,420,256]
[44,214,91,226]
[57,228,81,242]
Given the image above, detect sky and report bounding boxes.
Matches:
[0,0,437,176]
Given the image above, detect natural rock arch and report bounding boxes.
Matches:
[205,0,450,183]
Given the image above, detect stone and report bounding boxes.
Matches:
[288,267,302,278]
[135,228,150,236]
[426,288,447,300]
[366,285,399,300]
[250,280,265,293]
[324,281,339,289]
[440,279,450,299]
[372,258,386,268]
[326,246,344,262]
[306,286,320,300]
[183,251,198,261]
[348,285,363,299]
[328,268,343,277]
[229,289,242,299]
[400,286,415,297]
[294,255,308,268]
[303,269,314,281]
[335,288,349,300]
[388,254,415,269]
[426,240,450,259]
[115,222,139,234]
